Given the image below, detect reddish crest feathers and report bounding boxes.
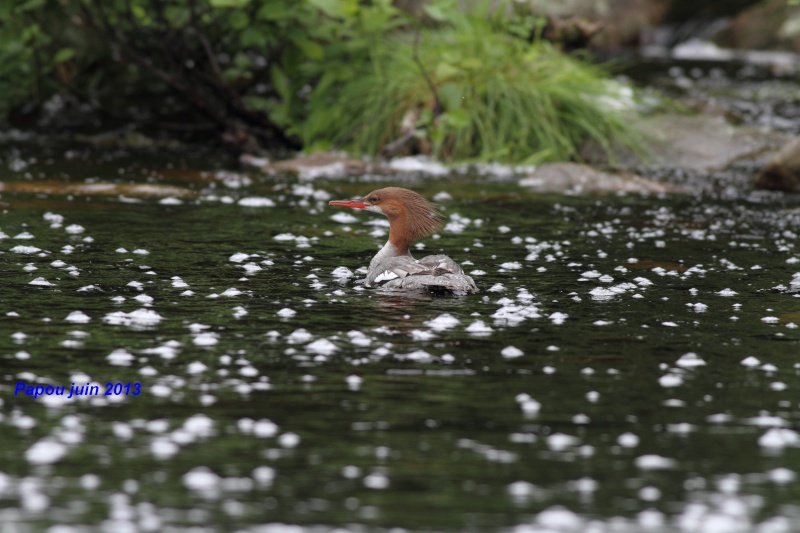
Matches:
[366,187,443,244]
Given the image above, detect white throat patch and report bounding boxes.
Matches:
[369,240,399,271]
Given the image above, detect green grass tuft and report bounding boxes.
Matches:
[303,11,644,164]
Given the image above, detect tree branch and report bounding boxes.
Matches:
[383,29,443,158]
[186,0,297,147]
[411,29,442,117]
[80,0,291,152]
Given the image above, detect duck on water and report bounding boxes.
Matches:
[329,187,478,295]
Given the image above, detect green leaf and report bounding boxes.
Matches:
[228,9,249,30]
[418,107,433,127]
[290,37,324,60]
[14,0,45,12]
[240,27,266,48]
[270,64,291,101]
[434,62,459,81]
[233,52,252,69]
[210,0,250,7]
[422,0,455,22]
[311,69,338,98]
[438,82,464,110]
[459,58,483,71]
[307,0,356,19]
[222,66,245,82]
[257,1,293,21]
[442,108,470,129]
[53,47,74,64]
[164,6,191,27]
[243,95,271,111]
[131,4,149,23]
[358,3,401,33]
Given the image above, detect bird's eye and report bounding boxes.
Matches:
[369,196,379,203]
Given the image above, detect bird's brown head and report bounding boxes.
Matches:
[329,187,443,249]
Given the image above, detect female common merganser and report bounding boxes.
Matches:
[329,187,478,294]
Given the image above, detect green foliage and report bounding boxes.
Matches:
[0,0,643,162]
[0,0,52,116]
[0,0,396,141]
[302,4,642,163]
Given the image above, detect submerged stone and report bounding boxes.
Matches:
[586,114,789,173]
[755,137,800,192]
[520,163,676,195]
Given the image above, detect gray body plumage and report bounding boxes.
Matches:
[366,252,478,294]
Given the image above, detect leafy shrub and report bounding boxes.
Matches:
[0,0,643,162]
[301,4,642,163]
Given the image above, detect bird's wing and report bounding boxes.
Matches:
[366,254,477,293]
[416,254,465,276]
[366,256,432,287]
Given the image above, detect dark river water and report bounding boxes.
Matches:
[2,148,800,532]
[3,53,800,531]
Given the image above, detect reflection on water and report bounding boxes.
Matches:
[1,148,800,532]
